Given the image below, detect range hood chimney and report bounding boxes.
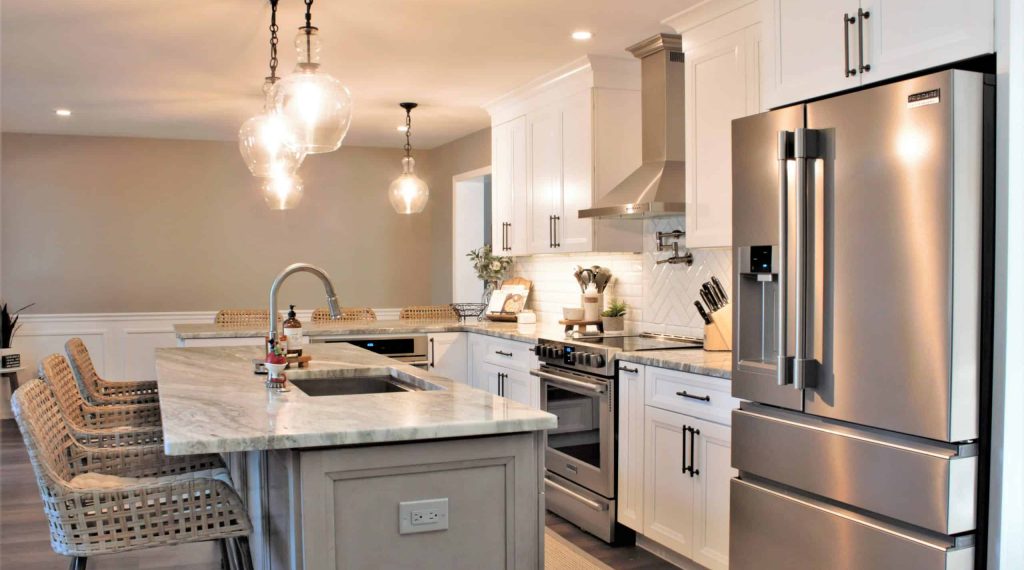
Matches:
[580,33,685,219]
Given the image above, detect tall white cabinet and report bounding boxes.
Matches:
[486,56,644,255]
[761,0,994,109]
[667,0,762,249]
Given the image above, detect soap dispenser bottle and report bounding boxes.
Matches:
[283,305,303,351]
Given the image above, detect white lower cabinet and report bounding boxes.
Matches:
[617,362,736,570]
[468,334,540,408]
[426,332,467,383]
[616,363,646,531]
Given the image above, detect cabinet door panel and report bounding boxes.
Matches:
[527,106,562,253]
[428,333,467,384]
[643,406,694,557]
[616,364,645,531]
[491,117,528,255]
[863,0,993,85]
[763,0,859,108]
[503,368,539,408]
[479,362,502,396]
[690,417,734,570]
[684,29,749,248]
[557,90,593,252]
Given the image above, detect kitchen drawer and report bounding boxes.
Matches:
[481,337,536,372]
[732,403,977,535]
[645,366,738,425]
[731,478,974,570]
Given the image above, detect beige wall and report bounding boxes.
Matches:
[422,127,491,303]
[1,132,470,313]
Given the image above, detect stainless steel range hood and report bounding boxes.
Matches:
[580,34,685,219]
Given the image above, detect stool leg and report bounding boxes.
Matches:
[219,538,231,570]
[68,557,87,570]
[234,536,254,570]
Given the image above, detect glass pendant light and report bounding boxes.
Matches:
[262,171,304,210]
[274,0,353,154]
[388,103,430,214]
[239,0,305,178]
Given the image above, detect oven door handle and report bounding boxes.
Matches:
[529,369,606,395]
[544,478,608,512]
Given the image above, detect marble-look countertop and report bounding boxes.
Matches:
[155,343,556,456]
[617,349,732,380]
[174,319,565,344]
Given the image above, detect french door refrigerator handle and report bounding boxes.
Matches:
[774,130,790,386]
[794,128,820,390]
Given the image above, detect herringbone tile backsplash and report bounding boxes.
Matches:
[512,216,732,338]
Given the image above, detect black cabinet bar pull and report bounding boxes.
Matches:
[429,337,435,368]
[553,216,560,247]
[676,390,711,402]
[689,427,700,477]
[681,425,688,474]
[495,350,513,357]
[619,366,640,374]
[857,8,871,73]
[843,13,857,77]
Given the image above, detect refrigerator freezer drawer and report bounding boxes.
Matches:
[732,404,977,535]
[731,478,975,570]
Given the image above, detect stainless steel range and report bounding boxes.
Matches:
[530,333,701,542]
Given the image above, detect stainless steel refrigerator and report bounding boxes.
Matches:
[729,69,993,569]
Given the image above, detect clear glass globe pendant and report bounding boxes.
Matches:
[238,79,306,177]
[274,27,353,154]
[389,156,429,214]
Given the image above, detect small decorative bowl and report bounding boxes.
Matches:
[264,362,287,379]
[563,307,584,321]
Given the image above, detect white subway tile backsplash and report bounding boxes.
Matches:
[512,216,732,339]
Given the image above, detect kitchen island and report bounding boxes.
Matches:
[155,343,556,570]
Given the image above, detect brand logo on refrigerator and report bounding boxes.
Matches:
[907,89,940,108]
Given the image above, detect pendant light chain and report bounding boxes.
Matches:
[304,0,315,64]
[404,108,413,158]
[268,0,280,82]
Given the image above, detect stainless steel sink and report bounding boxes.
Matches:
[290,375,422,397]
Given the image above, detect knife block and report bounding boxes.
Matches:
[704,304,732,352]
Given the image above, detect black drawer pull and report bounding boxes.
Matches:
[495,350,513,357]
[676,390,711,402]
[619,366,639,374]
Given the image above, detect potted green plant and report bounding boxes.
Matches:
[1,300,33,371]
[466,245,514,303]
[601,299,627,332]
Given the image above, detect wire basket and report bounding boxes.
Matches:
[451,303,487,322]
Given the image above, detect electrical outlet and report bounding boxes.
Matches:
[399,498,449,534]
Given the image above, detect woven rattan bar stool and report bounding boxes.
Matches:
[12,378,253,570]
[398,304,459,321]
[39,354,163,447]
[311,307,378,322]
[64,338,159,406]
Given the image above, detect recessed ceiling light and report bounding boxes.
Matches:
[397,125,408,132]
[571,31,593,41]
[55,109,72,117]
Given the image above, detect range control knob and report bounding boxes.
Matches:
[580,353,592,366]
[554,348,564,358]
[534,345,542,356]
[543,346,554,358]
[593,355,606,367]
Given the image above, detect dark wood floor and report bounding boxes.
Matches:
[1,419,675,569]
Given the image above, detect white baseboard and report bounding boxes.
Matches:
[1,308,400,419]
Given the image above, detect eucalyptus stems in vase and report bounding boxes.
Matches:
[466,245,513,303]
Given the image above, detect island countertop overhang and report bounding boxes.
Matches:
[154,343,556,456]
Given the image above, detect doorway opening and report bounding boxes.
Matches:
[452,167,492,303]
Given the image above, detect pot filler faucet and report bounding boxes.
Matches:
[268,263,341,342]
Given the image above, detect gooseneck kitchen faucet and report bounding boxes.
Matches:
[268,263,341,342]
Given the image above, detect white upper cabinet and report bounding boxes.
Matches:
[669,0,761,249]
[762,0,994,109]
[863,0,994,83]
[490,116,528,256]
[486,56,643,255]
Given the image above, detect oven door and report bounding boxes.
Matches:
[532,365,614,498]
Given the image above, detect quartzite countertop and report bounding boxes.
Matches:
[173,319,733,378]
[154,343,556,456]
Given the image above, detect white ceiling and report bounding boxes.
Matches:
[1,0,696,149]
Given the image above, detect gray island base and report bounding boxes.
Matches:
[155,344,556,570]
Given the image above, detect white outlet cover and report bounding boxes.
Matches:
[398,498,449,535]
